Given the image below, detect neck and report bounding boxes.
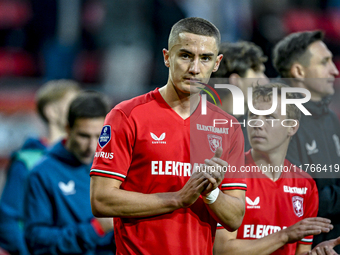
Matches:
[251,148,287,181]
[48,124,67,145]
[159,81,201,119]
[290,80,322,102]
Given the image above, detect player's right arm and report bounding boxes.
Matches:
[213,218,333,255]
[90,106,213,217]
[90,171,209,217]
[214,228,289,255]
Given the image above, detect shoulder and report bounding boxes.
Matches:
[206,102,243,134]
[114,90,157,118]
[206,101,237,120]
[29,154,57,179]
[285,160,316,187]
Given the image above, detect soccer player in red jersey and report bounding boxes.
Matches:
[213,83,340,255]
[89,17,248,255]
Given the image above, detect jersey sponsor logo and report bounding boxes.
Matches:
[283,185,308,195]
[150,132,166,144]
[58,180,76,195]
[94,152,114,160]
[99,125,111,148]
[246,196,260,209]
[197,124,228,134]
[292,196,304,217]
[243,224,287,238]
[306,140,318,155]
[151,161,208,176]
[332,134,340,157]
[151,161,194,176]
[208,134,222,153]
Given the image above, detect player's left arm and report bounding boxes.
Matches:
[201,147,245,231]
[207,189,245,232]
[202,125,246,231]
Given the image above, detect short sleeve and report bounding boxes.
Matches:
[298,179,319,245]
[220,125,247,191]
[90,109,135,182]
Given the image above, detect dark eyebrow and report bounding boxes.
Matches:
[179,49,215,57]
[201,53,215,57]
[179,49,193,55]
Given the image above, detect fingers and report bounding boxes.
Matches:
[302,218,333,233]
[314,247,323,255]
[308,217,331,224]
[286,218,334,243]
[213,147,223,158]
[202,172,217,186]
[330,236,340,248]
[313,246,336,255]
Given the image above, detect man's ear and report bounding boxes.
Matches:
[212,54,223,72]
[229,73,241,87]
[163,48,170,67]
[288,120,299,137]
[290,63,305,80]
[43,103,58,124]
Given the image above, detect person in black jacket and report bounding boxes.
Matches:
[273,30,340,252]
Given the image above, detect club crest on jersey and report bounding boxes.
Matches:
[292,196,304,217]
[208,134,222,153]
[99,125,111,148]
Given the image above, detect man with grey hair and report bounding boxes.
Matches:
[273,30,340,251]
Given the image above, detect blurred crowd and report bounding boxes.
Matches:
[0,1,340,254]
[1,0,340,186]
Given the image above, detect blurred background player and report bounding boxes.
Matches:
[24,91,115,254]
[273,30,340,252]
[213,83,339,255]
[211,41,269,151]
[0,80,80,254]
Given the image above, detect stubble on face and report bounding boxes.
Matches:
[166,32,220,97]
[300,41,339,100]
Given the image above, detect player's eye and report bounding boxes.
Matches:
[181,53,190,59]
[201,56,211,61]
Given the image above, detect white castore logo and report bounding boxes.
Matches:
[306,140,318,155]
[246,196,260,209]
[58,180,76,195]
[151,132,166,144]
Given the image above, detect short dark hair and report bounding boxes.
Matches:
[212,41,267,78]
[252,83,301,121]
[67,91,109,128]
[36,79,81,123]
[273,30,324,78]
[168,17,221,49]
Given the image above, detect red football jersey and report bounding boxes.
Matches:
[90,88,247,255]
[224,150,318,255]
